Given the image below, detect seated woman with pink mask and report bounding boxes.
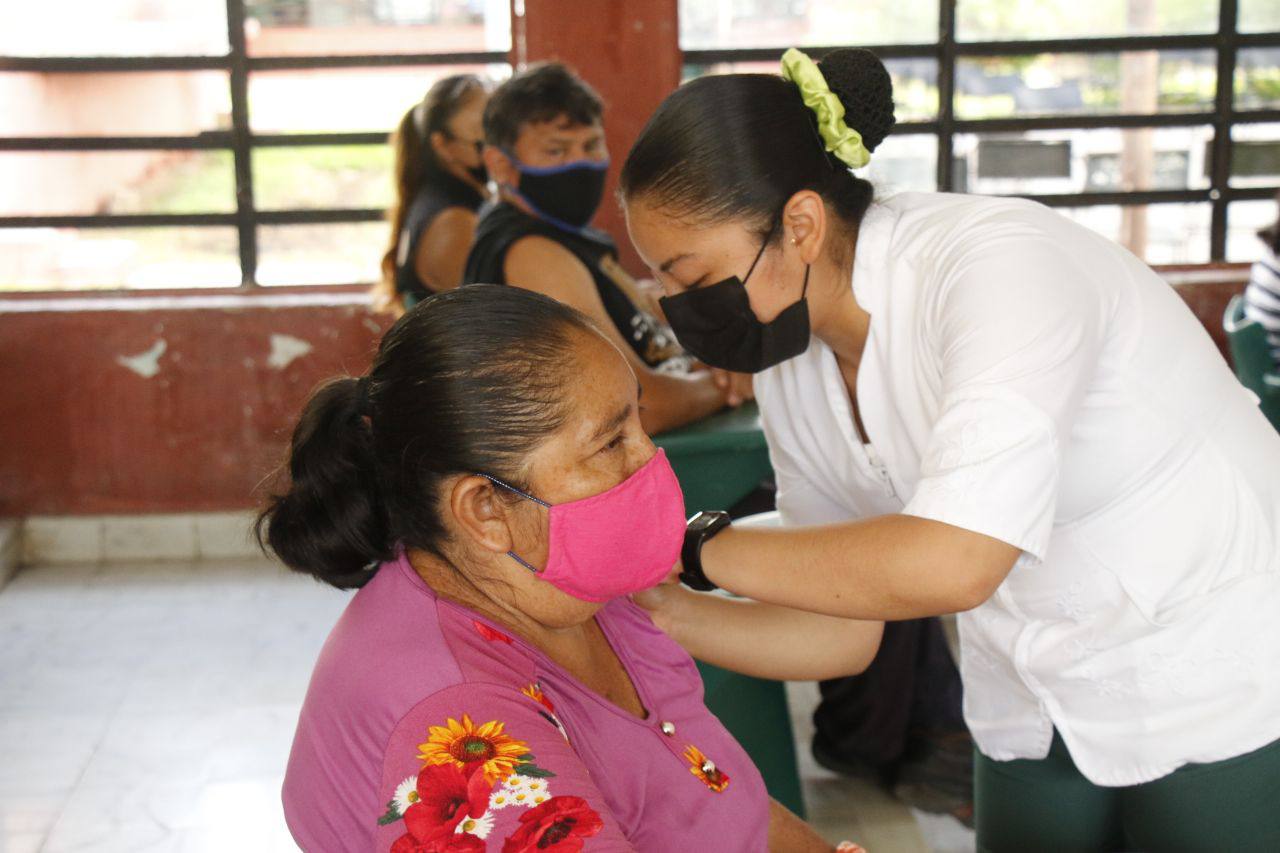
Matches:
[259,286,868,852]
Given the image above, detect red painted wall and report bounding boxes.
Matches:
[0,296,389,516]
[523,0,681,274]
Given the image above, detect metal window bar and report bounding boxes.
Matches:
[935,0,957,192]
[227,0,256,285]
[1,2,1279,290]
[1210,0,1240,260]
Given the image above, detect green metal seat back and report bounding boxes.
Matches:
[1224,294,1280,430]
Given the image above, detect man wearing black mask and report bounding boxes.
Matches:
[463,63,742,434]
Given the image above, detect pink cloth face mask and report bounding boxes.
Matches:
[479,448,687,602]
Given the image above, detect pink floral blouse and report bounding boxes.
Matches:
[282,552,770,851]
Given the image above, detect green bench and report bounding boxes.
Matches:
[654,403,806,817]
[1224,295,1280,431]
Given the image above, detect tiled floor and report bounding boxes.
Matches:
[0,559,974,853]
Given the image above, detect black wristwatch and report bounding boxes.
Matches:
[680,510,732,592]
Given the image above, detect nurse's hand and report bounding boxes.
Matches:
[710,368,754,407]
[630,580,682,635]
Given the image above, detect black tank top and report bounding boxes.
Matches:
[462,201,687,369]
[394,169,485,302]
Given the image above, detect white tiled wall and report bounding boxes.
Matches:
[20,512,262,566]
[0,520,19,588]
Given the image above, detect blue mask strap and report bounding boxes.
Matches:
[506,551,540,573]
[476,473,549,574]
[501,148,611,177]
[511,193,591,236]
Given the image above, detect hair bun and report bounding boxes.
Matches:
[816,48,896,152]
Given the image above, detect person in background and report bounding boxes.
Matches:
[374,74,491,316]
[1243,190,1280,368]
[463,62,747,435]
[260,285,866,853]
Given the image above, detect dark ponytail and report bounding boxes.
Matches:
[621,47,895,240]
[375,73,487,314]
[257,285,597,589]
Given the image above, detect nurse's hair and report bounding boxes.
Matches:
[620,48,895,241]
[255,285,597,589]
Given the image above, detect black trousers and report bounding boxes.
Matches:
[815,616,968,773]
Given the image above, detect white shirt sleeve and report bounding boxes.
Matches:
[901,236,1105,560]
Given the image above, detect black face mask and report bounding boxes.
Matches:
[466,163,489,185]
[508,154,609,232]
[659,234,811,374]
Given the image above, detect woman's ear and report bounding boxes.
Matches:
[428,130,453,166]
[484,146,518,189]
[448,475,517,556]
[782,189,829,266]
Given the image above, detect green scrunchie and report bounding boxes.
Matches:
[780,47,871,170]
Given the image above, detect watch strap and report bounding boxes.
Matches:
[679,511,731,592]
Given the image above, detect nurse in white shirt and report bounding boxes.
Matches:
[621,47,1280,851]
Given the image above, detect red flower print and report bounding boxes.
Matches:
[473,620,513,644]
[391,832,486,853]
[500,796,604,853]
[683,744,731,793]
[401,764,493,843]
[521,683,556,714]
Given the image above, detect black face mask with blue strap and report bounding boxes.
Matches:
[506,151,609,233]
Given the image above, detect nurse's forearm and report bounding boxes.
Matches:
[767,798,848,853]
[700,514,1019,620]
[650,587,883,681]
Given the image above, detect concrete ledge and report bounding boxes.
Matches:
[0,519,19,589]
[20,511,262,566]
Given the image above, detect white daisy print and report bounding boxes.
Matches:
[392,775,419,815]
[523,779,551,805]
[488,789,515,811]
[455,811,496,839]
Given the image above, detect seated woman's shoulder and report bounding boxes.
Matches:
[312,557,538,719]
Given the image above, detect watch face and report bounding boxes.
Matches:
[691,511,727,531]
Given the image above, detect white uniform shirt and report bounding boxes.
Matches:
[757,192,1280,786]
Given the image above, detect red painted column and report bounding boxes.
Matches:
[520,0,681,273]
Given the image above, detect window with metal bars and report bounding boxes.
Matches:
[680,0,1280,266]
[0,0,511,291]
[2,1,1278,291]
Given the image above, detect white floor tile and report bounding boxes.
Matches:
[0,793,66,837]
[1,832,47,853]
